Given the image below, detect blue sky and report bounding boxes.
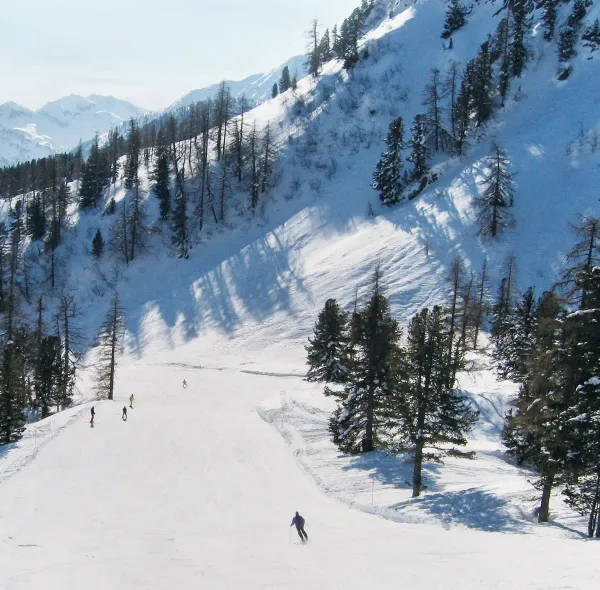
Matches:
[1,0,361,110]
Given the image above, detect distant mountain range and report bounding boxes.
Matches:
[0,55,308,167]
[0,95,147,167]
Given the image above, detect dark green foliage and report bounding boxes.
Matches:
[272,84,278,99]
[104,198,116,216]
[474,142,515,238]
[567,0,587,27]
[510,0,531,78]
[33,335,62,418]
[454,61,475,154]
[407,114,429,181]
[0,343,27,444]
[330,280,404,454]
[582,19,600,51]
[472,41,494,127]
[95,294,125,401]
[372,117,405,206]
[558,25,578,61]
[26,193,46,240]
[332,0,374,69]
[92,228,104,259]
[503,287,538,380]
[397,306,478,497]
[279,66,292,93]
[171,183,189,259]
[441,0,469,38]
[79,135,110,209]
[124,118,141,191]
[306,298,349,383]
[151,136,171,220]
[542,0,557,40]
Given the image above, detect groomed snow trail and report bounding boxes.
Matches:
[0,347,597,590]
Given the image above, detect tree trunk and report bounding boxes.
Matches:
[363,383,375,452]
[538,468,555,522]
[108,303,117,401]
[589,469,600,537]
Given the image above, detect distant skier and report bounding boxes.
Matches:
[122,406,128,421]
[182,379,188,389]
[90,406,95,426]
[290,511,308,541]
[129,394,135,408]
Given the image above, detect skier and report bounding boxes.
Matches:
[122,406,128,421]
[182,379,188,389]
[290,511,308,541]
[129,394,135,408]
[90,406,95,426]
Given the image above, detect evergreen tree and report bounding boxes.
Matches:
[558,25,578,62]
[305,298,349,383]
[151,133,171,220]
[542,0,557,41]
[171,183,189,259]
[474,142,515,238]
[272,84,278,99]
[510,0,530,78]
[423,68,446,153]
[279,66,292,93]
[26,193,46,240]
[441,0,469,39]
[472,41,494,127]
[92,228,104,259]
[95,294,125,401]
[472,258,490,349]
[372,117,405,206]
[491,255,518,369]
[33,335,62,419]
[319,28,332,62]
[0,342,26,443]
[330,274,404,453]
[504,287,538,380]
[307,19,321,78]
[454,61,475,154]
[407,114,429,181]
[397,306,478,497]
[502,290,571,522]
[79,134,109,209]
[124,118,141,190]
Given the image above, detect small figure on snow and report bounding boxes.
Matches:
[182,379,188,389]
[90,406,95,426]
[122,406,128,421]
[290,511,308,541]
[129,394,135,408]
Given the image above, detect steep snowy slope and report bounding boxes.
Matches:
[1,0,599,586]
[0,94,146,166]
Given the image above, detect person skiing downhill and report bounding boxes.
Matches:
[90,406,95,426]
[290,511,308,541]
[182,379,188,389]
[129,394,135,408]
[122,406,128,421]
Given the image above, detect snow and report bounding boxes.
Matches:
[0,95,146,167]
[1,0,600,586]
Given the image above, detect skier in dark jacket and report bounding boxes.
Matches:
[290,511,308,541]
[90,406,95,425]
[122,406,127,421]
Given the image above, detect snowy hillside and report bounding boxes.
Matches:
[1,0,600,587]
[170,55,308,110]
[0,94,146,166]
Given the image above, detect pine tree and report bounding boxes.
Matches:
[474,142,515,238]
[510,0,530,78]
[151,133,171,220]
[423,69,446,153]
[92,228,104,259]
[26,193,46,240]
[272,84,278,99]
[407,114,429,181]
[330,273,404,453]
[79,134,109,209]
[279,66,292,93]
[504,287,538,380]
[319,28,332,62]
[95,294,125,401]
[491,255,517,370]
[542,0,557,41]
[307,19,321,78]
[306,299,349,383]
[0,342,26,443]
[397,306,478,497]
[171,182,189,259]
[502,290,571,523]
[33,335,62,419]
[372,117,405,206]
[441,0,469,39]
[454,61,475,154]
[124,118,141,190]
[472,41,493,127]
[472,258,490,349]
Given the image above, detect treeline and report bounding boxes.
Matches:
[305,259,488,497]
[493,216,600,536]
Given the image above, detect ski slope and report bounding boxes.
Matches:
[0,342,598,590]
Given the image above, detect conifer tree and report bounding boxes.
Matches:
[510,0,530,78]
[92,228,104,259]
[26,193,46,240]
[372,117,405,206]
[279,66,292,93]
[151,133,171,220]
[472,41,493,127]
[95,293,125,401]
[442,60,461,138]
[472,258,490,349]
[319,28,332,62]
[306,299,349,383]
[79,134,109,209]
[0,342,26,443]
[407,114,429,181]
[474,142,515,238]
[490,255,517,368]
[423,68,446,153]
[33,335,62,418]
[124,118,141,190]
[330,272,404,453]
[542,0,557,41]
[396,306,478,497]
[272,84,278,99]
[441,0,469,39]
[171,182,189,259]
[504,287,537,380]
[454,61,475,154]
[307,19,321,78]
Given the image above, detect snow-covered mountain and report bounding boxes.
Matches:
[170,55,308,109]
[0,94,146,167]
[1,0,600,587]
